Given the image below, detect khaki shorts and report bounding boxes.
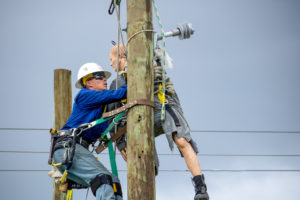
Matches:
[154,106,198,156]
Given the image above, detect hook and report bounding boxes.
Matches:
[108,0,115,15]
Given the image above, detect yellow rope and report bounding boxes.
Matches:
[51,160,62,167]
[157,83,165,105]
[59,169,68,184]
[67,189,73,200]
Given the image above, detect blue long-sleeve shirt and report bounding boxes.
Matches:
[61,84,127,143]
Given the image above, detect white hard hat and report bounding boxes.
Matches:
[75,63,111,89]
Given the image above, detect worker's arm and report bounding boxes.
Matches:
[107,77,128,159]
[76,84,127,108]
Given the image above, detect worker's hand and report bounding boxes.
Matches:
[120,147,127,161]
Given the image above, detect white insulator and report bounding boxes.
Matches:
[157,22,195,41]
[177,23,195,40]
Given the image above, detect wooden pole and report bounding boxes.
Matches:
[127,0,155,199]
[53,69,72,200]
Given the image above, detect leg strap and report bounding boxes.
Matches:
[90,174,113,196]
[112,182,123,197]
[67,179,88,190]
[90,174,123,197]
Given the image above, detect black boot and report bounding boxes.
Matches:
[192,174,209,200]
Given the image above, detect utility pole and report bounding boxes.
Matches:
[127,0,155,199]
[53,69,72,200]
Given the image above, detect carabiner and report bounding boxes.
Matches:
[108,0,115,15]
[108,0,121,15]
[78,123,91,132]
[74,127,83,137]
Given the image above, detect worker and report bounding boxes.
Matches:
[52,63,126,200]
[108,44,209,200]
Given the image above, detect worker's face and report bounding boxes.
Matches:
[85,76,107,91]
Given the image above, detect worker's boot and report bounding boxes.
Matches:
[192,174,209,200]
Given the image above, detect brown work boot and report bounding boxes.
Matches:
[192,174,209,200]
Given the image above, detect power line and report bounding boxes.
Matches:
[191,130,300,134]
[0,128,49,131]
[0,150,49,154]
[1,169,300,172]
[1,150,300,157]
[1,128,300,134]
[157,169,300,173]
[158,153,300,157]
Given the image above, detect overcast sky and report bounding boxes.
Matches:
[1,0,300,200]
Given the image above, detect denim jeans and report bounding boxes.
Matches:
[53,144,122,200]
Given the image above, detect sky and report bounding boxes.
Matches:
[1,0,300,200]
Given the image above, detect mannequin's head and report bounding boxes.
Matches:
[109,44,127,72]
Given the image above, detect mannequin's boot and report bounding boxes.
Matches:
[192,174,209,200]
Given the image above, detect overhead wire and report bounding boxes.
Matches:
[1,128,300,134]
[1,169,300,173]
[0,128,49,131]
[1,150,300,157]
[191,130,300,134]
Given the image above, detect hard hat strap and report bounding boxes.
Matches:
[81,73,94,87]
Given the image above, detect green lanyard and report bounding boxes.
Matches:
[100,112,125,176]
[79,110,125,177]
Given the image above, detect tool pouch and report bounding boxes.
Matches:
[48,128,81,165]
[48,135,57,165]
[48,128,60,165]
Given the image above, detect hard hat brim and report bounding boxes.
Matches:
[75,71,111,89]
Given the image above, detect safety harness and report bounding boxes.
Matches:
[48,99,154,196]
